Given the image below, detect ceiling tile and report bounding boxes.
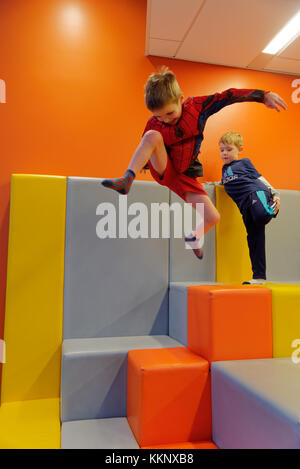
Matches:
[280,35,300,60]
[148,0,203,41]
[176,0,300,68]
[148,38,179,57]
[264,56,300,74]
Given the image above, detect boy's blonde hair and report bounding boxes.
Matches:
[144,66,182,111]
[219,131,243,149]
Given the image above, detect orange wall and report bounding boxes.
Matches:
[0,0,299,394]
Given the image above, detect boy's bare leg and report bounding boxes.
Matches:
[184,192,220,259]
[102,131,168,194]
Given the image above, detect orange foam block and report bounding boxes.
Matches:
[127,347,212,447]
[187,285,273,362]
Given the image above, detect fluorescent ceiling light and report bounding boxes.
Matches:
[263,9,300,54]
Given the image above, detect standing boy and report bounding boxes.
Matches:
[219,131,280,284]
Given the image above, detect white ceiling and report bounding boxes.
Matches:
[145,0,300,76]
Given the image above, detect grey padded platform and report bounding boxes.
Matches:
[61,417,139,449]
[61,335,184,422]
[266,189,300,282]
[212,358,300,449]
[63,178,170,339]
[169,183,216,282]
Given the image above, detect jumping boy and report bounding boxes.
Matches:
[102,67,287,259]
[219,131,280,284]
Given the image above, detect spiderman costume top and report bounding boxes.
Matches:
[143,88,266,177]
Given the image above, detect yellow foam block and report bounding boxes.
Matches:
[215,185,252,283]
[265,283,300,358]
[2,174,66,403]
[0,398,60,449]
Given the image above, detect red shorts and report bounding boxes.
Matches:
[148,157,207,200]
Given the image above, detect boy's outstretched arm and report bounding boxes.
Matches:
[263,92,287,112]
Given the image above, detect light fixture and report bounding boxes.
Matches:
[61,4,84,33]
[263,9,300,54]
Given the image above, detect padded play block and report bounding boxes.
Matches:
[187,285,273,362]
[169,184,216,282]
[61,418,139,449]
[265,190,300,282]
[212,358,300,449]
[127,347,212,447]
[61,335,184,422]
[0,398,60,449]
[2,174,66,402]
[142,441,218,449]
[265,283,300,358]
[169,282,221,346]
[63,179,169,339]
[215,185,251,283]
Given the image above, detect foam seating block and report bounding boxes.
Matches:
[215,185,252,283]
[142,441,218,449]
[3,175,66,403]
[212,358,300,449]
[265,283,300,358]
[169,184,216,282]
[61,418,139,449]
[265,190,300,282]
[61,335,184,422]
[127,347,212,447]
[63,178,170,339]
[169,282,221,346]
[187,285,273,362]
[0,398,60,449]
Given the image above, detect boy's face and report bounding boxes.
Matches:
[219,142,242,164]
[152,95,184,125]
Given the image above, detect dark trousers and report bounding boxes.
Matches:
[241,190,275,279]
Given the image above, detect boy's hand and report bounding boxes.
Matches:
[264,92,287,112]
[272,197,280,213]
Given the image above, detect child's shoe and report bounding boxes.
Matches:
[185,234,204,260]
[242,279,266,285]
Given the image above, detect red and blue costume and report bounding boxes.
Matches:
[143,88,266,200]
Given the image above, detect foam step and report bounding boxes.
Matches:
[61,335,184,422]
[0,398,60,449]
[63,178,170,339]
[127,347,212,447]
[265,283,300,358]
[212,358,300,449]
[169,282,221,346]
[61,418,139,449]
[187,285,273,361]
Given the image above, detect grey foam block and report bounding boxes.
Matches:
[61,417,139,449]
[61,335,184,422]
[266,189,300,282]
[63,178,170,339]
[212,358,300,449]
[169,183,216,282]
